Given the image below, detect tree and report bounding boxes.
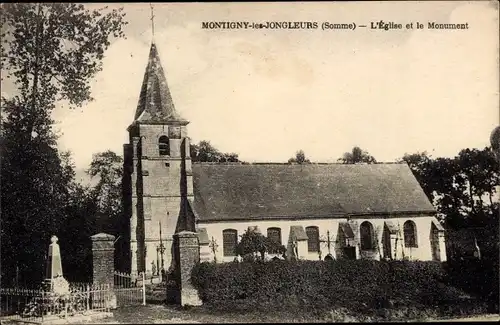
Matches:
[190,140,240,163]
[491,126,500,161]
[400,148,499,229]
[235,228,286,261]
[399,147,499,263]
[288,149,311,164]
[338,146,377,164]
[456,148,499,212]
[0,127,73,284]
[1,126,97,283]
[0,3,127,285]
[87,150,127,270]
[399,152,436,202]
[87,150,123,234]
[58,173,97,283]
[2,4,127,140]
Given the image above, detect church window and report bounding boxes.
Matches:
[267,227,282,245]
[360,221,375,250]
[158,136,170,156]
[403,220,418,248]
[223,229,238,257]
[305,226,320,252]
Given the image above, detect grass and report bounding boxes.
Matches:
[100,305,327,323]
[95,304,498,324]
[93,280,497,324]
[3,306,494,324]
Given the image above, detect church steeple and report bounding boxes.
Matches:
[125,9,194,280]
[133,42,187,124]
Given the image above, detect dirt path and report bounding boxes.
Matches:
[431,314,499,322]
[94,306,499,324]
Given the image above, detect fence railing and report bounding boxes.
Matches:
[0,283,113,324]
[114,271,134,288]
[114,271,146,306]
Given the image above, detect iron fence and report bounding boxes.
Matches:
[0,283,113,324]
[114,271,146,307]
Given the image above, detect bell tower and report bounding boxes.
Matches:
[123,42,195,277]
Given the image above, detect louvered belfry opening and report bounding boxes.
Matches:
[158,135,169,156]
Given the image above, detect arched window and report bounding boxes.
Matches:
[267,227,282,245]
[222,229,238,257]
[360,221,375,250]
[158,136,170,156]
[403,220,418,248]
[305,226,320,252]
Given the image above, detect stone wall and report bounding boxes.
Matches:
[198,215,445,262]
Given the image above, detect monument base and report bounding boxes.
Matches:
[38,311,114,325]
[42,276,70,295]
[181,288,202,306]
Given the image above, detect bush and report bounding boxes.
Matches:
[191,259,458,316]
[444,257,499,312]
[235,229,286,261]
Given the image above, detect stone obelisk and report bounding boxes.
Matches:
[45,235,64,290]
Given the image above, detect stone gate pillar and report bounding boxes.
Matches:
[91,233,115,286]
[167,231,202,306]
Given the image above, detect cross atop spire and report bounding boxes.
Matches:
[130,9,188,127]
[150,3,155,43]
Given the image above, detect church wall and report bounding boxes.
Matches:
[142,159,183,196]
[392,215,435,261]
[198,215,440,263]
[199,218,340,263]
[351,216,436,261]
[142,238,174,276]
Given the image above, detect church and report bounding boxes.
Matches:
[123,41,447,277]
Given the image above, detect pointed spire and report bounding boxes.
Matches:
[134,42,187,124]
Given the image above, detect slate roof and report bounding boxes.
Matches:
[339,222,355,238]
[290,226,309,241]
[133,43,186,124]
[431,219,445,231]
[384,220,400,234]
[192,163,436,221]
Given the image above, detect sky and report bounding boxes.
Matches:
[2,2,499,178]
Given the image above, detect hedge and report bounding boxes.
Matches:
[444,257,499,312]
[191,259,470,315]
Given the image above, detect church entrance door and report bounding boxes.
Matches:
[342,247,356,260]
